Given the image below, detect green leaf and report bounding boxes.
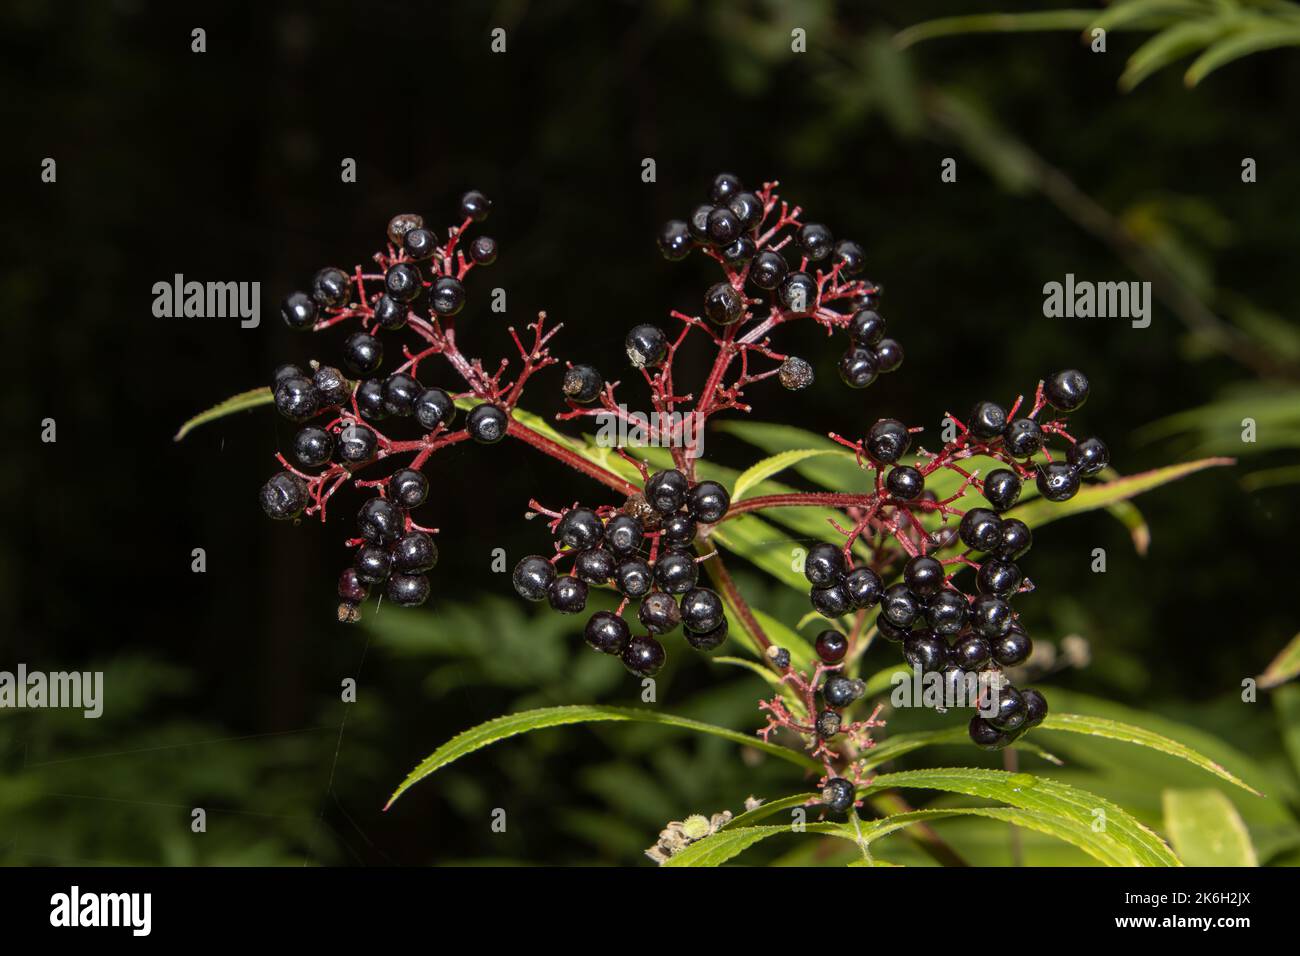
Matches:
[1119,18,1233,90]
[864,768,1181,866]
[1006,457,1234,532]
[173,386,273,440]
[662,822,849,867]
[385,705,820,808]
[1259,632,1300,689]
[733,449,839,500]
[1162,788,1258,866]
[1184,23,1300,86]
[895,10,1101,50]
[1039,713,1261,796]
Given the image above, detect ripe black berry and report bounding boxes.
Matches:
[833,239,865,275]
[685,618,728,651]
[338,423,378,462]
[844,566,883,608]
[816,710,842,738]
[513,555,556,601]
[797,223,833,261]
[886,465,924,501]
[1044,369,1089,412]
[680,587,724,633]
[605,514,644,556]
[997,518,1032,560]
[968,401,1007,440]
[392,532,438,573]
[574,548,617,584]
[848,309,885,345]
[983,469,1022,512]
[1036,461,1080,502]
[356,379,387,420]
[459,189,491,222]
[985,684,1027,731]
[804,542,846,587]
[616,557,653,598]
[293,427,334,467]
[1020,688,1048,728]
[904,555,945,597]
[778,356,814,391]
[387,573,430,607]
[622,634,666,676]
[728,191,763,230]
[822,777,855,813]
[313,366,350,407]
[953,634,992,670]
[312,267,351,308]
[992,623,1032,666]
[272,363,301,386]
[357,497,405,545]
[661,513,697,547]
[710,172,744,203]
[815,629,848,663]
[688,480,730,523]
[414,387,454,430]
[873,338,904,373]
[722,237,756,265]
[385,262,423,303]
[467,404,508,444]
[563,364,603,403]
[810,582,852,617]
[386,213,423,246]
[1003,419,1043,458]
[977,558,1022,598]
[383,372,421,417]
[823,674,857,708]
[557,507,603,550]
[645,469,689,514]
[654,549,698,594]
[704,282,745,325]
[274,375,319,422]
[839,347,878,388]
[638,591,681,633]
[548,575,588,613]
[260,472,308,520]
[706,206,741,245]
[866,419,910,464]
[584,611,631,655]
[355,545,392,583]
[281,291,317,330]
[778,272,817,314]
[749,250,788,290]
[338,567,369,604]
[343,333,384,376]
[905,632,949,674]
[875,616,911,643]
[970,594,1013,639]
[925,588,968,636]
[688,204,713,243]
[968,715,1012,751]
[430,277,465,316]
[625,324,668,368]
[1067,437,1108,477]
[389,468,428,509]
[658,219,692,261]
[959,508,1003,552]
[881,583,921,628]
[469,236,497,265]
[403,227,437,260]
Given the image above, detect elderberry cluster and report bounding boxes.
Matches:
[802,370,1109,752]
[257,193,500,621]
[512,468,732,677]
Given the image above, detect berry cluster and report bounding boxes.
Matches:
[512,467,732,676]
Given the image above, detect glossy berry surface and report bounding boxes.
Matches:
[1020,688,1049,727]
[925,588,968,635]
[968,715,1012,751]
[638,591,681,633]
[312,267,351,308]
[1044,369,1089,411]
[778,272,817,314]
[866,419,910,463]
[621,635,666,676]
[293,427,333,467]
[661,513,696,547]
[953,634,992,670]
[976,558,1022,597]
[547,575,588,613]
[685,618,728,651]
[1003,419,1043,458]
[804,542,846,587]
[604,514,644,555]
[680,587,724,633]
[557,507,603,550]
[1068,436,1109,476]
[383,372,421,417]
[281,291,317,330]
[881,583,921,628]
[992,625,1032,666]
[384,262,423,303]
[749,250,788,289]
[959,508,1003,552]
[414,387,454,430]
[843,567,883,608]
[657,219,692,261]
[815,629,849,663]
[616,558,653,598]
[430,277,465,316]
[873,338,904,373]
[822,674,857,708]
[513,556,556,601]
[386,573,430,607]
[467,404,508,443]
[337,424,377,462]
[343,333,383,376]
[886,465,924,501]
[356,379,387,420]
[1036,461,1080,502]
[688,480,730,523]
[970,594,1013,639]
[574,547,616,584]
[822,777,855,813]
[357,498,404,545]
[354,545,391,583]
[968,401,1007,440]
[459,190,491,221]
[703,281,745,325]
[274,375,319,422]
[584,611,631,655]
[625,324,667,368]
[645,469,689,514]
[849,309,885,345]
[810,582,851,617]
[654,549,698,594]
[389,469,428,509]
[904,632,949,674]
[797,223,833,261]
[838,347,878,389]
[997,518,1033,560]
[904,555,945,597]
[983,469,1021,512]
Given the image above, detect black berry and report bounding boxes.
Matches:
[822,777,855,813]
[1020,688,1048,728]
[274,375,320,423]
[970,594,1013,639]
[293,427,334,467]
[311,267,351,308]
[383,372,421,417]
[389,468,428,509]
[513,555,556,601]
[354,544,392,583]
[625,324,668,368]
[685,618,728,651]
[430,277,465,316]
[704,282,745,325]
[387,573,430,607]
[925,588,968,636]
[338,423,378,463]
[722,236,756,265]
[1036,461,1080,502]
[414,387,455,430]
[881,583,921,628]
[968,715,1012,751]
[645,469,689,514]
[839,348,878,388]
[992,623,1032,666]
[638,591,681,634]
[616,557,653,598]
[848,310,885,345]
[260,472,308,520]
[1044,369,1089,412]
[584,611,631,655]
[680,587,724,633]
[905,632,949,674]
[904,555,945,597]
[557,507,604,550]
[822,674,857,708]
[866,419,910,464]
[804,542,846,587]
[997,518,1032,560]
[688,204,713,243]
[976,558,1022,598]
[983,469,1022,512]
[459,189,491,222]
[548,575,588,613]
[953,634,992,670]
[728,191,763,230]
[403,227,437,260]
[343,333,384,376]
[749,250,788,290]
[605,514,644,556]
[1003,419,1043,458]
[281,291,317,330]
[384,262,423,303]
[815,629,848,663]
[658,219,692,261]
[467,404,507,444]
[833,239,865,276]
[338,567,369,604]
[844,567,883,608]
[356,379,387,420]
[622,634,666,676]
[661,513,697,547]
[1067,436,1109,477]
[873,338,904,373]
[654,549,698,594]
[968,401,1007,440]
[886,465,924,501]
[706,206,741,245]
[709,172,744,204]
[778,272,817,314]
[357,497,405,545]
[811,582,852,618]
[797,223,833,261]
[959,508,1003,552]
[469,236,497,265]
[985,684,1027,731]
[563,364,603,403]
[392,532,438,573]
[574,548,617,584]
[688,480,730,523]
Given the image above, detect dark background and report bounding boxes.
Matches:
[3,0,1297,865]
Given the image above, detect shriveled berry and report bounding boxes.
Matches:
[970,594,1013,639]
[886,465,924,501]
[804,542,846,587]
[680,587,724,633]
[645,469,689,514]
[625,324,668,368]
[605,514,644,556]
[354,545,392,583]
[585,611,631,655]
[704,281,745,325]
[293,427,334,467]
[905,632,949,674]
[392,532,438,573]
[1067,436,1109,477]
[338,567,369,604]
[313,366,350,407]
[548,575,588,613]
[616,558,653,598]
[430,277,465,316]
[904,555,945,597]
[389,469,428,509]
[338,423,378,462]
[1004,419,1043,458]
[983,469,1022,512]
[312,267,351,308]
[688,480,730,523]
[638,591,681,634]
[844,567,883,609]
[387,573,430,607]
[357,498,405,545]
[867,419,910,464]
[343,333,383,376]
[778,356,814,390]
[977,558,1022,598]
[467,404,507,444]
[622,634,666,676]
[513,555,556,601]
[768,646,792,669]
[1036,461,1080,502]
[925,589,969,636]
[260,472,308,520]
[414,387,454,430]
[816,710,842,738]
[386,213,423,246]
[562,365,603,403]
[657,219,692,261]
[822,777,855,813]
[810,582,852,618]
[959,508,1003,552]
[997,518,1033,560]
[749,250,788,290]
[815,629,849,663]
[1044,369,1089,412]
[281,291,317,330]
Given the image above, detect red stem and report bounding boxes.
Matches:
[505,418,638,497]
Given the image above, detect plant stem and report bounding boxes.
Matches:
[726,491,872,517]
[701,547,772,655]
[867,791,970,867]
[504,418,640,497]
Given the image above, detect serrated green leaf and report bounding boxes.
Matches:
[385,705,820,808]
[1184,22,1300,86]
[662,822,849,866]
[863,768,1181,866]
[734,449,839,500]
[173,386,273,440]
[1163,788,1258,865]
[1258,632,1300,689]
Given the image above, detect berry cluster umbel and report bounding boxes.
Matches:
[513,467,731,676]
